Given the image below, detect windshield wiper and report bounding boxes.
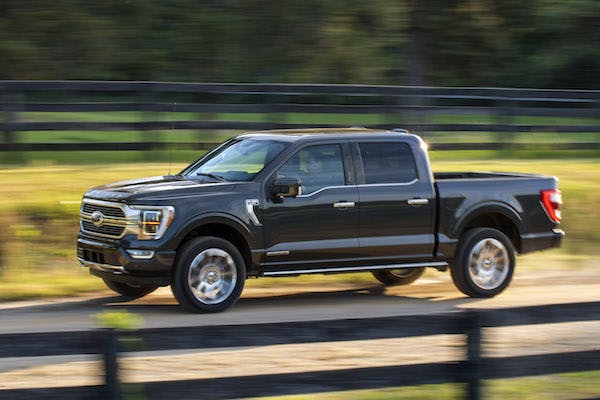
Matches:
[195,172,227,182]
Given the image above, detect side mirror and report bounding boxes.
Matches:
[271,177,302,200]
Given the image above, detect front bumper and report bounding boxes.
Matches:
[77,236,175,286]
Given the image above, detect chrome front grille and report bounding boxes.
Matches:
[82,203,125,218]
[80,199,138,239]
[81,221,125,237]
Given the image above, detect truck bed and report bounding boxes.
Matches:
[433,171,559,257]
[434,171,547,180]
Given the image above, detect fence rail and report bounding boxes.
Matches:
[2,81,600,100]
[1,81,600,154]
[1,301,599,400]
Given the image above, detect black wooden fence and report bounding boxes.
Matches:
[1,301,599,400]
[1,81,600,153]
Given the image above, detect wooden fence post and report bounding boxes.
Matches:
[1,91,24,164]
[494,99,515,150]
[102,329,121,400]
[465,312,482,400]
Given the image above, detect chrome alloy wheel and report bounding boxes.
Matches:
[188,248,237,305]
[467,238,510,290]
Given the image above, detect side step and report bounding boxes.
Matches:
[261,262,449,276]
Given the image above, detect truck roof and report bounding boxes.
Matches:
[238,127,417,143]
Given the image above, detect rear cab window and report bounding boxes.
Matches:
[357,142,418,184]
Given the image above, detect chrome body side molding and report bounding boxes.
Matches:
[261,261,448,276]
[266,250,290,257]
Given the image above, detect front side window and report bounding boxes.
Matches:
[278,144,345,194]
[183,139,288,182]
[358,142,418,184]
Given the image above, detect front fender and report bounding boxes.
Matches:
[170,212,256,249]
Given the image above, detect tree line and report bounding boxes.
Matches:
[0,0,599,88]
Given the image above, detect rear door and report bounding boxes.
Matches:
[353,140,436,263]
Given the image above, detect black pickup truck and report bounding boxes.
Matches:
[77,128,563,312]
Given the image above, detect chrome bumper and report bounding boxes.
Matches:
[78,257,125,274]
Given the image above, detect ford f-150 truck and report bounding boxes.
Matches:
[77,128,563,312]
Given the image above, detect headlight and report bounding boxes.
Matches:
[130,206,175,240]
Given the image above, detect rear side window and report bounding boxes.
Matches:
[358,142,417,184]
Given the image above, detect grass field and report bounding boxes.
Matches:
[250,370,600,400]
[0,157,598,301]
[18,110,600,126]
[2,110,599,165]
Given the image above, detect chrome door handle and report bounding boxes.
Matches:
[408,198,429,205]
[333,201,355,209]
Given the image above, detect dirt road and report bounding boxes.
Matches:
[1,269,599,392]
[1,270,599,334]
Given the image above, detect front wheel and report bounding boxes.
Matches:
[372,268,425,286]
[451,228,515,298]
[171,236,246,313]
[103,279,158,299]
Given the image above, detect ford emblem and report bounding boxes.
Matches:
[91,211,105,227]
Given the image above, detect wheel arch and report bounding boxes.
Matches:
[174,214,255,273]
[455,204,523,253]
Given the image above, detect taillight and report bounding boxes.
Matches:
[541,189,562,223]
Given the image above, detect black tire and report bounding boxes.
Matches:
[103,279,158,299]
[171,236,246,313]
[371,268,425,286]
[451,228,515,298]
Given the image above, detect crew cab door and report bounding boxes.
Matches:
[352,140,436,263]
[260,142,359,270]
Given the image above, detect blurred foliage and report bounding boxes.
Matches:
[95,310,144,330]
[0,0,598,87]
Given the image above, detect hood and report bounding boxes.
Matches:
[84,175,237,202]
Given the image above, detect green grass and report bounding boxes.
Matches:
[0,158,597,301]
[20,111,600,126]
[429,113,600,126]
[13,111,600,144]
[250,384,463,400]
[18,129,233,143]
[3,110,599,165]
[249,371,600,400]
[0,265,104,301]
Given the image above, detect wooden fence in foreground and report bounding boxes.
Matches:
[1,81,600,153]
[0,301,599,400]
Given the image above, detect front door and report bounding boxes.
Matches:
[261,143,359,271]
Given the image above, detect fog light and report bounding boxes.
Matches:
[126,249,155,259]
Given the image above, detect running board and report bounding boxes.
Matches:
[261,262,449,276]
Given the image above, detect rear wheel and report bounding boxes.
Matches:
[451,228,515,298]
[372,267,425,286]
[103,279,158,299]
[171,236,246,313]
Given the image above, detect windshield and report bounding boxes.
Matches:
[182,139,288,182]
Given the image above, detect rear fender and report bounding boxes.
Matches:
[453,202,524,239]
